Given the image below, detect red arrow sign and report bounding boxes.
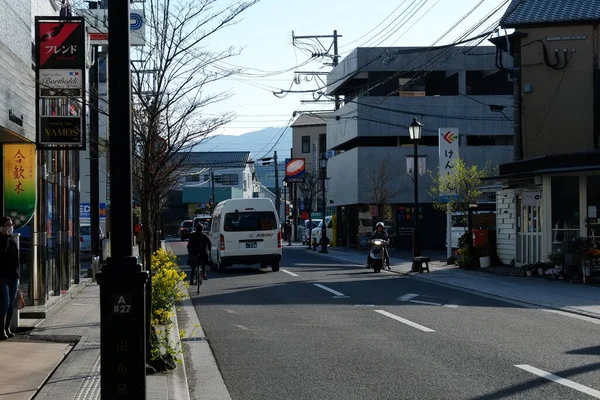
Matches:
[443,131,456,144]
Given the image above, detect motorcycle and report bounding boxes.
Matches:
[368,239,387,272]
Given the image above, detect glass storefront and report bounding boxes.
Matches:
[586,176,600,238]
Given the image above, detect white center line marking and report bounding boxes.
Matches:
[313,283,348,298]
[410,300,442,306]
[515,364,600,398]
[397,293,419,301]
[281,269,299,277]
[541,309,600,325]
[443,304,460,308]
[374,310,435,332]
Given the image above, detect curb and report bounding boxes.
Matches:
[178,291,233,400]
[170,306,191,400]
[312,249,600,322]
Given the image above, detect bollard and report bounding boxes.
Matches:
[92,256,100,282]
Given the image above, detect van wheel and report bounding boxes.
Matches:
[217,259,226,273]
[271,262,280,272]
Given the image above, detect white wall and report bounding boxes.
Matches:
[496,189,517,265]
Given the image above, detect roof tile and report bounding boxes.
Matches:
[502,0,600,27]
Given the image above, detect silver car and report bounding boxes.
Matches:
[301,219,321,245]
[80,225,104,253]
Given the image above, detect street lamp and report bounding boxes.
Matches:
[408,117,422,271]
[319,154,328,254]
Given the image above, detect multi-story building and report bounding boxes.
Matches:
[325,45,514,249]
[291,114,330,174]
[165,151,256,229]
[0,1,82,314]
[489,0,600,267]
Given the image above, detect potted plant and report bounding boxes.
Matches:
[547,252,564,268]
[521,263,534,277]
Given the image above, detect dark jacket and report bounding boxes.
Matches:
[0,235,20,279]
[187,231,211,262]
[371,229,389,242]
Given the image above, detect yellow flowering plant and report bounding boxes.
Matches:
[150,248,187,363]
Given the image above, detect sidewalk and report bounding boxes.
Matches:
[310,245,600,320]
[0,280,189,400]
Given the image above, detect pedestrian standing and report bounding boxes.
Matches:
[0,217,19,340]
[285,220,293,246]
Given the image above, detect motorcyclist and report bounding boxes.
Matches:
[366,222,391,269]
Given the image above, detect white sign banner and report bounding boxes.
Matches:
[406,156,426,176]
[76,8,145,46]
[438,128,459,177]
[39,69,83,97]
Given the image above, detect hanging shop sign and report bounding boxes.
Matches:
[3,144,37,230]
[39,69,83,97]
[35,16,86,150]
[284,158,306,183]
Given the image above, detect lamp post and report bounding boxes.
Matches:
[319,154,328,254]
[408,117,423,271]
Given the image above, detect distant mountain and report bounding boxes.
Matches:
[192,127,292,159]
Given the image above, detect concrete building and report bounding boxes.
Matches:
[0,1,83,312]
[290,114,330,173]
[324,45,514,249]
[489,0,600,268]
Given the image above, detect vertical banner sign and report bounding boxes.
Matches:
[284,158,306,183]
[438,128,459,201]
[3,144,37,229]
[35,17,86,149]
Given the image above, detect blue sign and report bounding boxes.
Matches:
[80,203,106,220]
[440,195,460,204]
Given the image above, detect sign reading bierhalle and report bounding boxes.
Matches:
[35,17,86,149]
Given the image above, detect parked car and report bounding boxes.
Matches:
[179,220,193,240]
[301,219,321,245]
[311,216,332,246]
[80,225,104,253]
[209,198,282,272]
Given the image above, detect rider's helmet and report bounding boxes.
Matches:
[376,222,385,231]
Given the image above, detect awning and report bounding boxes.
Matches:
[483,151,600,181]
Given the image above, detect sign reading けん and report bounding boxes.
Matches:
[284,158,306,183]
[438,128,459,176]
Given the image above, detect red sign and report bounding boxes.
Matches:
[37,19,85,69]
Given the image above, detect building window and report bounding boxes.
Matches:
[186,175,200,182]
[221,174,239,185]
[302,136,310,153]
[319,134,326,155]
[203,174,210,182]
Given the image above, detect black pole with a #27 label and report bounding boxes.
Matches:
[96,0,149,398]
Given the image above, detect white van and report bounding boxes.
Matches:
[209,198,282,272]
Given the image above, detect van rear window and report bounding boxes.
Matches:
[224,212,277,232]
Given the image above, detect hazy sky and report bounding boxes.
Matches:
[202,0,512,138]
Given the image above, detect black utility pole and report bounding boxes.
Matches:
[89,41,100,261]
[293,183,298,241]
[96,2,148,399]
[274,151,280,219]
[319,154,328,254]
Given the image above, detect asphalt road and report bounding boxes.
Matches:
[170,241,600,400]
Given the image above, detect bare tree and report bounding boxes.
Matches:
[297,173,323,247]
[129,0,259,268]
[364,158,403,226]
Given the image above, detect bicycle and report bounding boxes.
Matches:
[195,262,203,294]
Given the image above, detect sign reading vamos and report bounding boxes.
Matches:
[35,16,86,149]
